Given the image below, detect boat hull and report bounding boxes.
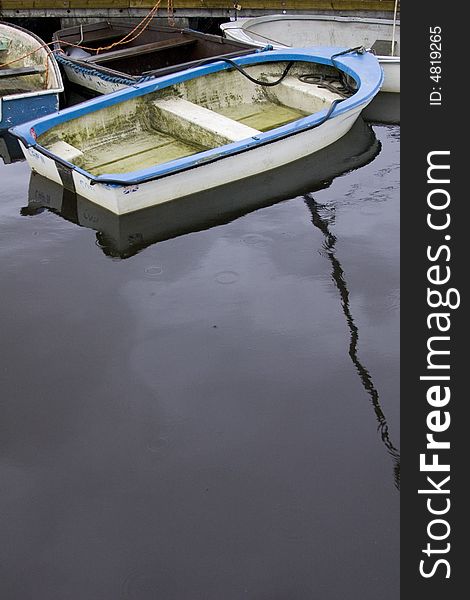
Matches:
[0,131,24,163]
[58,63,126,96]
[19,105,363,215]
[377,58,399,93]
[12,48,382,215]
[1,91,60,132]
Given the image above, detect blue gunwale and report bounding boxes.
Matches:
[11,47,383,185]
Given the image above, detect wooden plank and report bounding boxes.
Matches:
[85,37,197,64]
[0,1,399,11]
[0,65,46,78]
[57,29,125,46]
[31,0,69,8]
[0,1,126,7]
[132,1,398,10]
[66,0,129,7]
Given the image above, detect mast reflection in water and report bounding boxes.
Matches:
[305,195,400,489]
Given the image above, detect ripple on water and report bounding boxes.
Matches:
[241,233,272,247]
[144,266,164,278]
[214,270,239,284]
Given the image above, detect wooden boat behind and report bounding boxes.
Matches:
[11,48,383,215]
[1,22,63,132]
[52,21,255,96]
[221,15,400,93]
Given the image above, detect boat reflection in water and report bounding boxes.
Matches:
[23,118,380,258]
[362,91,400,124]
[305,195,400,489]
[0,132,24,164]
[22,115,399,487]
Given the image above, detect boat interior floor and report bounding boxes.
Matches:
[216,103,306,132]
[1,67,45,96]
[74,129,202,176]
[72,100,308,176]
[1,85,39,96]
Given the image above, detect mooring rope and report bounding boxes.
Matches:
[197,46,363,95]
[391,0,399,57]
[0,0,168,69]
[54,52,138,87]
[194,56,295,87]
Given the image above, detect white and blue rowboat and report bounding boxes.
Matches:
[0,22,63,132]
[11,48,382,216]
[221,15,400,93]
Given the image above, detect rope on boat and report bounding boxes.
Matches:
[134,45,274,85]
[64,0,164,55]
[297,74,350,97]
[167,0,175,27]
[328,46,367,95]
[0,39,55,89]
[195,56,296,87]
[196,46,365,95]
[391,0,399,57]
[54,52,138,87]
[298,46,367,98]
[0,39,54,68]
[0,0,170,71]
[330,46,367,67]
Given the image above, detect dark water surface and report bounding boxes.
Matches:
[0,123,399,599]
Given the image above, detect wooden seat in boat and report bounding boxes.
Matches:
[85,38,197,64]
[48,140,84,162]
[267,75,344,113]
[151,97,261,146]
[0,65,46,79]
[61,30,124,47]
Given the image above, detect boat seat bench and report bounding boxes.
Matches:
[0,66,46,79]
[266,76,342,113]
[47,140,84,162]
[85,38,197,64]
[58,30,125,48]
[151,97,261,147]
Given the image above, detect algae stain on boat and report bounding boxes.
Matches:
[34,60,352,182]
[217,103,308,132]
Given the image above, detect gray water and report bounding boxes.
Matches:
[0,123,399,599]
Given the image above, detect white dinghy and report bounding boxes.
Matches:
[11,48,382,216]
